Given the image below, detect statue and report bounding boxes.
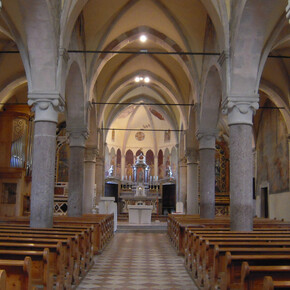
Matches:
[108,165,114,177]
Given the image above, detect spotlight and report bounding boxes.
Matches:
[139,34,147,43]
[144,77,150,83]
[135,76,140,82]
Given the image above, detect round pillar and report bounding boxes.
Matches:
[95,155,105,204]
[197,130,217,219]
[186,148,199,214]
[28,98,60,228]
[67,131,87,217]
[223,96,259,231]
[83,148,97,214]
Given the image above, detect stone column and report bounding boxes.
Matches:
[197,130,217,219]
[28,98,61,228]
[286,0,290,22]
[186,148,199,214]
[121,154,125,180]
[83,148,97,214]
[67,131,87,217]
[95,155,104,204]
[178,157,187,208]
[223,96,259,231]
[154,156,158,180]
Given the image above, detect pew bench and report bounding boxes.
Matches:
[0,256,32,290]
[0,241,64,289]
[241,262,290,290]
[218,252,290,290]
[0,249,52,290]
[0,270,5,290]
[263,276,290,290]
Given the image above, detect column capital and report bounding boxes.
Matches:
[179,156,187,166]
[196,128,218,149]
[222,95,259,125]
[218,50,229,67]
[185,148,198,164]
[286,1,290,22]
[59,48,70,64]
[28,94,64,123]
[67,130,88,147]
[85,148,97,162]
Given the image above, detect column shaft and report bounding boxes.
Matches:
[199,149,216,218]
[179,161,187,207]
[187,161,199,214]
[121,155,125,179]
[230,124,253,230]
[68,147,85,216]
[154,156,158,179]
[83,153,96,214]
[95,157,104,204]
[30,121,56,228]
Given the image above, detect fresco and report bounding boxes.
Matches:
[149,107,165,120]
[257,102,289,193]
[135,131,145,141]
[215,142,229,193]
[164,129,171,142]
[118,105,136,118]
[57,143,70,182]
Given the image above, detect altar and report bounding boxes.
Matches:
[128,205,153,224]
[119,153,161,215]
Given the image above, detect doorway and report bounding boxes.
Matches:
[260,187,269,218]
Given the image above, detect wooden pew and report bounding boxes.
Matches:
[0,256,32,290]
[263,276,290,290]
[193,235,290,288]
[0,241,64,289]
[0,249,52,290]
[0,226,92,276]
[0,270,6,290]
[241,262,290,290]
[219,252,290,290]
[209,245,290,290]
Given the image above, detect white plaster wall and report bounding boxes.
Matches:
[268,192,290,221]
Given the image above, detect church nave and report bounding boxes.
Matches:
[77,232,198,290]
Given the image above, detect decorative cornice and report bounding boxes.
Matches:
[196,128,218,150]
[222,95,259,125]
[28,96,64,123]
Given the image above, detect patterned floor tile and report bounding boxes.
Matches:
[77,232,198,290]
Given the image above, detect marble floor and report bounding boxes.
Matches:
[77,232,198,290]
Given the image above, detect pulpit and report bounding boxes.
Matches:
[128,205,153,224]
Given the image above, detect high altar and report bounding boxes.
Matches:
[119,153,161,214]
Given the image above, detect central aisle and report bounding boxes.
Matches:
[77,232,198,289]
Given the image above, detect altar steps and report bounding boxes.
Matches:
[116,221,167,232]
[117,213,168,222]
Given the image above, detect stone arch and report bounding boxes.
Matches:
[200,65,222,129]
[65,61,86,130]
[230,0,286,94]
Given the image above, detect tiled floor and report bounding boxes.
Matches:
[77,232,198,290]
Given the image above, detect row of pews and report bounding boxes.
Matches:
[0,213,114,289]
[168,214,290,290]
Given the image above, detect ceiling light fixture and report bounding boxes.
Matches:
[139,35,147,43]
[134,75,150,83]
